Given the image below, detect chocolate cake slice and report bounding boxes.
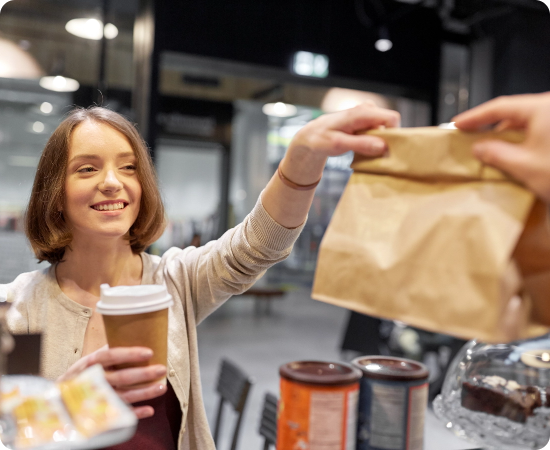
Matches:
[461,376,542,423]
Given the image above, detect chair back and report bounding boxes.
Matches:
[213,358,253,450]
[258,392,278,450]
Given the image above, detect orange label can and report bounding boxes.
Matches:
[277,361,362,450]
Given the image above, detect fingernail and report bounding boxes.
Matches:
[141,349,153,358]
[158,383,166,391]
[156,366,166,376]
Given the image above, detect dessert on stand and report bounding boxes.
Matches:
[434,335,550,450]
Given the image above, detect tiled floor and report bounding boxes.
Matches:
[196,286,481,450]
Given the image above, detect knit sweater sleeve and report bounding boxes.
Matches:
[0,271,47,335]
[161,194,304,324]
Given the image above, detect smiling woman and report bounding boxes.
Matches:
[1,103,400,450]
[25,107,165,264]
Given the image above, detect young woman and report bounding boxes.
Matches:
[0,103,399,449]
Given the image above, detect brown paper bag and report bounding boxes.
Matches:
[312,127,550,343]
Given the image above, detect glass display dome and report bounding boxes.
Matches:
[433,335,550,449]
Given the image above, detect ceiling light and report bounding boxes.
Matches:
[0,0,12,14]
[262,102,298,118]
[40,102,53,114]
[65,18,119,40]
[103,23,119,39]
[375,26,393,52]
[0,38,44,79]
[32,121,45,133]
[375,39,393,52]
[39,75,79,92]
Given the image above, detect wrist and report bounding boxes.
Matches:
[278,160,321,191]
[281,144,327,186]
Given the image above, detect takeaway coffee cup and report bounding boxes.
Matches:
[97,284,173,381]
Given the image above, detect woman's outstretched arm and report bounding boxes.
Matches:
[159,102,400,323]
[261,102,401,228]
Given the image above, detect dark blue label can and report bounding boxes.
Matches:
[352,356,429,450]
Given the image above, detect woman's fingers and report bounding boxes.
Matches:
[88,346,154,369]
[326,131,388,157]
[117,381,167,404]
[57,346,108,381]
[291,103,399,159]
[105,364,166,389]
[328,103,401,134]
[493,119,517,132]
[58,347,154,382]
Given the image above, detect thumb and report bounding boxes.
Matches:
[472,140,533,183]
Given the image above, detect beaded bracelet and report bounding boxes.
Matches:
[277,160,321,191]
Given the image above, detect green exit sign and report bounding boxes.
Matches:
[292,51,329,78]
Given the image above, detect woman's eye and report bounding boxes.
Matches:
[77,166,95,173]
[123,164,137,170]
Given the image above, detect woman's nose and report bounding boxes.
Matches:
[99,169,123,192]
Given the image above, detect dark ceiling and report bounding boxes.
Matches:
[451,0,545,18]
[155,0,550,99]
[6,0,550,32]
[2,0,549,99]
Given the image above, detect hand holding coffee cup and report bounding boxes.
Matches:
[58,345,166,419]
[96,284,173,386]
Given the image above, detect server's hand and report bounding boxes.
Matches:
[57,345,166,419]
[453,92,550,202]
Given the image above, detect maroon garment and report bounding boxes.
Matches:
[104,381,182,450]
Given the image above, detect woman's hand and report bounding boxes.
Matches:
[262,102,400,228]
[57,346,167,419]
[282,102,401,183]
[292,101,401,157]
[453,93,550,202]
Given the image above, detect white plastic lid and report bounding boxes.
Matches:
[97,284,173,315]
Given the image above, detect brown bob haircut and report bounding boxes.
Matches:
[25,106,166,264]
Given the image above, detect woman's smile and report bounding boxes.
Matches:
[91,200,129,212]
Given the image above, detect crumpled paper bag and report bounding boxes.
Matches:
[312,127,550,343]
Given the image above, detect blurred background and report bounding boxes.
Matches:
[0,0,549,448]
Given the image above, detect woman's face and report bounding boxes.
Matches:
[63,120,142,243]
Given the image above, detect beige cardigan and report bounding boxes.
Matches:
[0,197,303,450]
